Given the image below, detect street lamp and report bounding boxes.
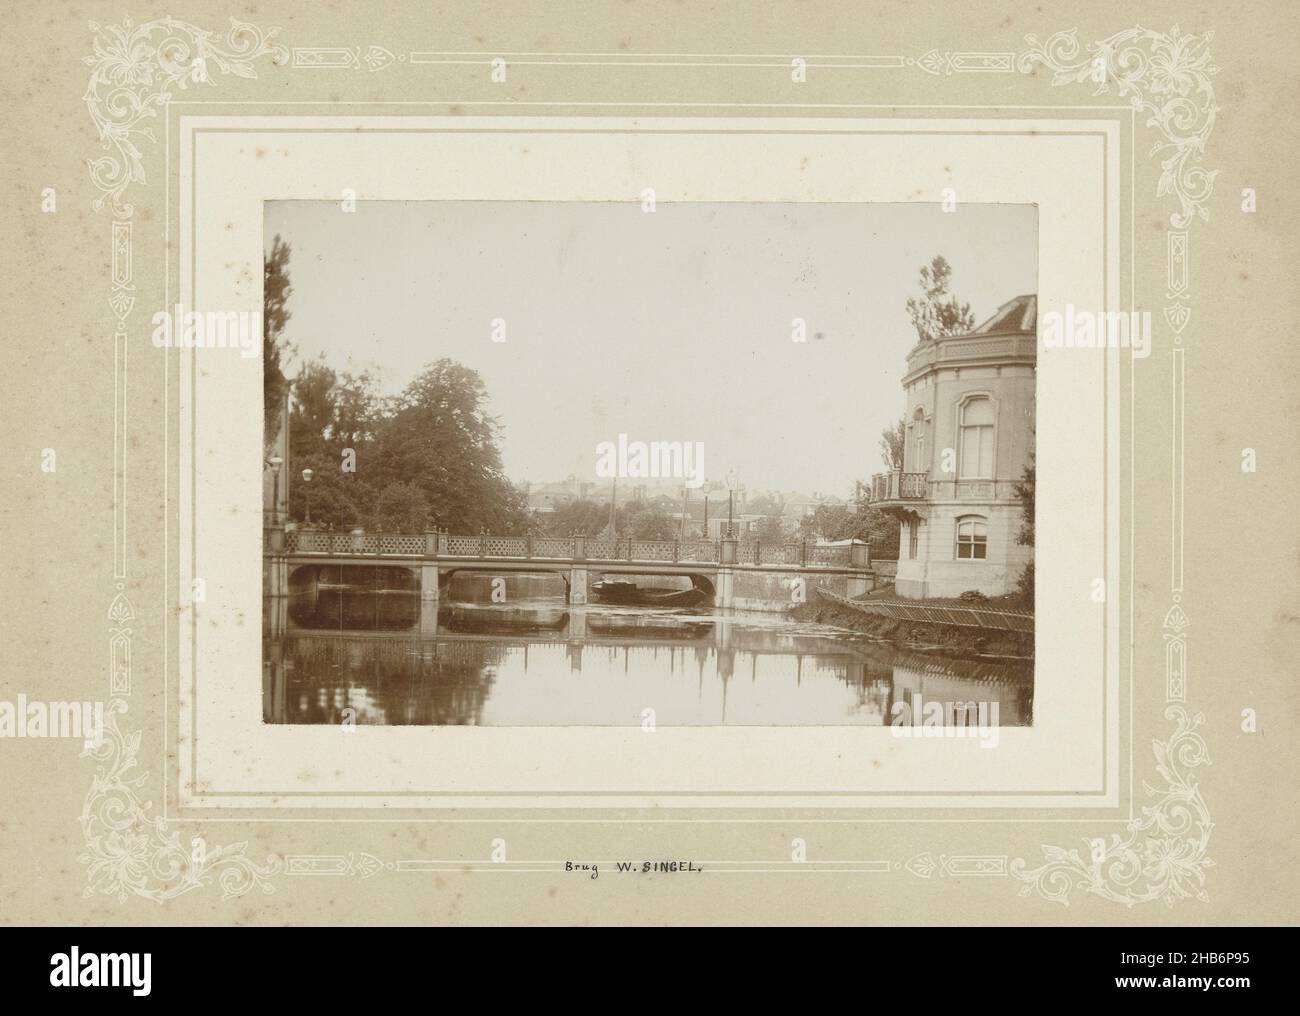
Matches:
[702,480,713,538]
[301,467,314,525]
[725,470,736,538]
[267,456,283,525]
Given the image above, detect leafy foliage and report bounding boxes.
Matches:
[619,501,676,541]
[263,236,293,453]
[798,500,896,546]
[1016,561,1035,608]
[751,514,790,544]
[905,255,975,344]
[541,499,610,538]
[369,481,432,533]
[880,417,905,471]
[1014,454,1035,548]
[532,499,678,541]
[1014,453,1036,607]
[281,355,531,534]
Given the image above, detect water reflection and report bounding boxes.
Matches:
[288,565,419,631]
[264,600,1033,727]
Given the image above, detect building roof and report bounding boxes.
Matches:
[973,294,1036,335]
[902,293,1037,385]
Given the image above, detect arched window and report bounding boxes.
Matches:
[959,397,995,479]
[955,515,988,560]
[911,408,927,472]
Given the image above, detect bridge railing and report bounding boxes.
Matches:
[530,537,576,558]
[809,544,852,566]
[284,531,426,556]
[275,529,866,569]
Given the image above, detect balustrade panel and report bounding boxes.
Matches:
[680,541,719,563]
[531,537,574,558]
[629,540,674,561]
[484,536,527,557]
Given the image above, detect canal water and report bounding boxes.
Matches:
[264,571,1033,727]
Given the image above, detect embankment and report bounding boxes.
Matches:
[792,589,1033,658]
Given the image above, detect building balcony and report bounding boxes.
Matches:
[901,331,1037,386]
[868,471,1023,513]
[869,471,928,504]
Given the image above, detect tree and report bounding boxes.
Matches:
[905,255,975,345]
[801,500,895,546]
[331,367,383,451]
[287,466,361,530]
[745,493,782,516]
[1014,453,1035,606]
[619,501,675,541]
[263,236,293,453]
[368,481,431,533]
[290,356,338,452]
[1014,454,1035,548]
[880,417,905,471]
[807,503,852,541]
[372,359,530,534]
[287,358,380,529]
[285,354,529,534]
[494,483,533,536]
[753,514,789,544]
[543,499,609,537]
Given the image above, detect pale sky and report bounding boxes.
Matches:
[265,201,1036,495]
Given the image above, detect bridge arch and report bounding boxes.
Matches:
[287,562,420,630]
[589,568,716,601]
[438,566,575,603]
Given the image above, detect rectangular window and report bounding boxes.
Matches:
[956,518,987,560]
[959,425,993,478]
[908,520,918,559]
[958,397,996,479]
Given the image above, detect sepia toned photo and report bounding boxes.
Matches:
[261,200,1037,730]
[5,0,1293,939]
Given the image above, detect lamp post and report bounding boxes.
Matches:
[725,469,736,538]
[267,455,283,525]
[301,467,314,525]
[702,480,712,538]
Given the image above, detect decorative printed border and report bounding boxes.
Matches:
[80,701,281,902]
[1010,26,1215,906]
[83,15,287,901]
[286,46,1018,75]
[81,17,1214,906]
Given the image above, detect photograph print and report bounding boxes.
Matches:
[261,199,1037,732]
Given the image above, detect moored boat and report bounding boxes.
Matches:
[590,579,708,608]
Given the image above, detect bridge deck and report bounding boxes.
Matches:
[270,553,872,576]
[268,531,873,573]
